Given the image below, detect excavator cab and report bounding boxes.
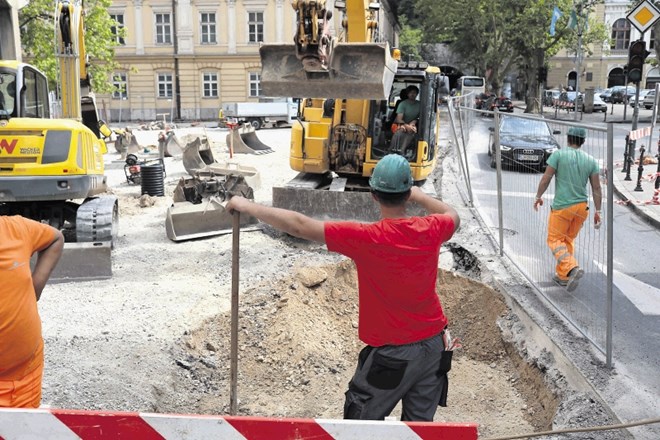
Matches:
[0,62,51,119]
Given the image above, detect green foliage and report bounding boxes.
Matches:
[398,16,423,61]
[19,0,120,94]
[402,0,607,109]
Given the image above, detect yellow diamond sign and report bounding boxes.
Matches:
[628,0,660,33]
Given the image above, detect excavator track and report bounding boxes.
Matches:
[75,196,119,247]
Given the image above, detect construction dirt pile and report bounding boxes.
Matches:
[37,125,620,439]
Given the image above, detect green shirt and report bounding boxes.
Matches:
[546,147,599,210]
[397,99,420,124]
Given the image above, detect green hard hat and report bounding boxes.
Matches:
[568,126,587,138]
[369,154,413,193]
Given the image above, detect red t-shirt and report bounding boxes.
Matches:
[325,214,455,346]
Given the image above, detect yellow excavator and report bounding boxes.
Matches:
[259,0,445,221]
[0,0,117,279]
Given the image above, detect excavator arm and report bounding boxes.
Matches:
[55,0,110,140]
[260,0,396,99]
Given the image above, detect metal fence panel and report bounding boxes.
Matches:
[447,99,613,360]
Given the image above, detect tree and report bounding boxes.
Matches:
[406,0,608,112]
[19,0,121,95]
[398,16,424,61]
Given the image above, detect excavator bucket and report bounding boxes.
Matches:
[159,131,184,158]
[227,124,274,155]
[181,136,261,189]
[114,129,140,157]
[165,174,259,242]
[259,43,397,99]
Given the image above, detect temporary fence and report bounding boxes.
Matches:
[0,408,478,440]
[447,96,614,366]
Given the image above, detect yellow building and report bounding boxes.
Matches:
[99,0,398,123]
[548,1,658,92]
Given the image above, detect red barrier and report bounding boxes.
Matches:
[0,408,479,439]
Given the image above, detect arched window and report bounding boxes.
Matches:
[611,18,630,50]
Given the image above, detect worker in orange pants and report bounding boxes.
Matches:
[534,127,602,292]
[546,202,588,279]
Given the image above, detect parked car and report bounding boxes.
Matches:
[543,89,561,106]
[588,94,607,112]
[600,88,614,102]
[489,95,514,112]
[488,116,561,171]
[643,90,657,109]
[610,86,636,104]
[629,89,653,107]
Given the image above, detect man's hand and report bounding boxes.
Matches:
[533,197,544,211]
[594,211,602,229]
[408,186,423,203]
[226,196,252,214]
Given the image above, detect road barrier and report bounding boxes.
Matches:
[0,408,478,440]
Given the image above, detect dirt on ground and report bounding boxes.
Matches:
[36,125,621,439]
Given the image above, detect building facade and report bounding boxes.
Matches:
[99,0,398,122]
[548,1,658,93]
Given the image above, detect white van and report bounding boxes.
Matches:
[457,76,486,96]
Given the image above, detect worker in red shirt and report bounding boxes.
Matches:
[0,215,63,408]
[227,154,460,421]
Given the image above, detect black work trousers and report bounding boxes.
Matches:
[343,331,446,421]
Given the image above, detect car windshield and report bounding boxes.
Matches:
[500,117,552,136]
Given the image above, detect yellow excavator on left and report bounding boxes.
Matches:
[0,0,118,277]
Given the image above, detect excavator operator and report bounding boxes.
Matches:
[390,85,420,157]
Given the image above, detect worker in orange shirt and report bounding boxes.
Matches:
[0,215,63,408]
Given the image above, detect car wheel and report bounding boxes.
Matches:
[489,150,497,169]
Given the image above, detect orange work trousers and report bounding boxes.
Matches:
[547,202,588,280]
[0,342,44,408]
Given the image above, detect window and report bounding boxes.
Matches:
[155,13,172,44]
[249,72,261,97]
[157,73,173,98]
[203,73,218,97]
[651,29,656,50]
[248,12,264,43]
[200,12,217,44]
[113,73,128,99]
[23,68,49,118]
[110,14,125,45]
[611,18,630,50]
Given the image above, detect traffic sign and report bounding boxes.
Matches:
[627,0,660,34]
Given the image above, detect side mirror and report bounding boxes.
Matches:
[552,129,561,135]
[489,127,495,132]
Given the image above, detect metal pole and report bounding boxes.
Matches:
[494,108,504,256]
[606,123,614,369]
[230,212,240,415]
[574,4,582,122]
[447,99,473,205]
[456,98,474,205]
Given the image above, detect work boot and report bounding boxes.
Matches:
[566,267,585,292]
[552,274,568,286]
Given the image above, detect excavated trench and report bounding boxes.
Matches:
[158,254,561,438]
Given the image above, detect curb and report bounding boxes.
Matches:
[611,180,660,229]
